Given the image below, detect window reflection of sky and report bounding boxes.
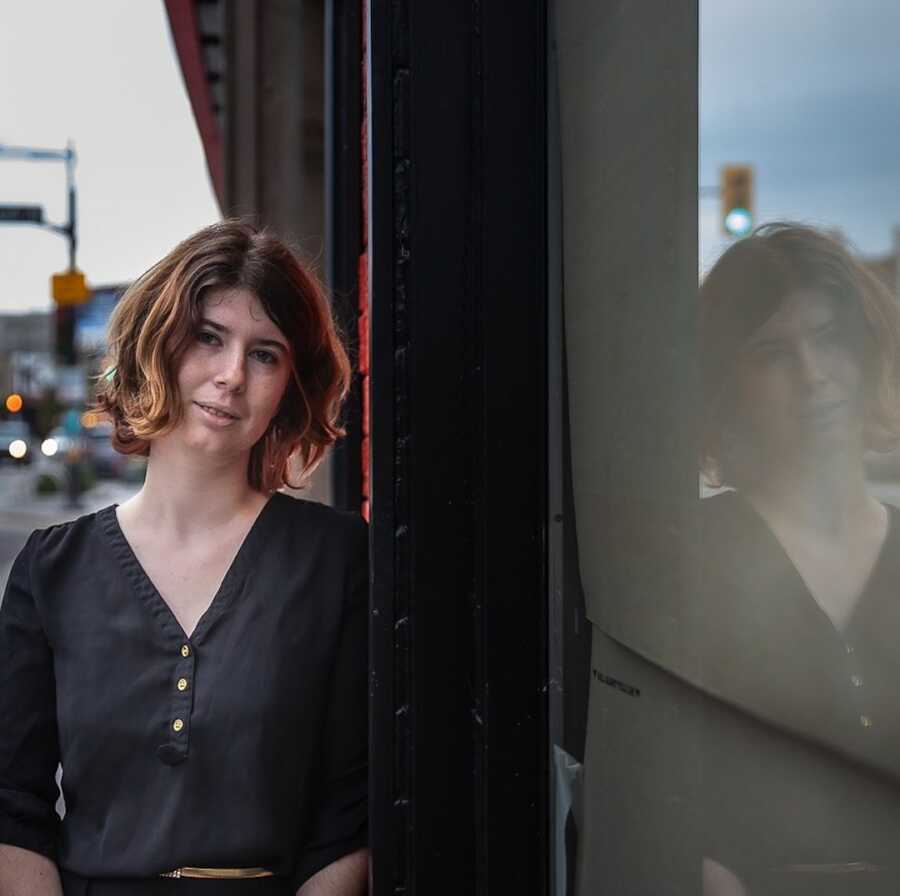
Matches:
[700,0,900,267]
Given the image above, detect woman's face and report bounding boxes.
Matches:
[734,288,865,468]
[172,287,293,461]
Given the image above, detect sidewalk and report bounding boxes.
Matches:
[0,478,141,535]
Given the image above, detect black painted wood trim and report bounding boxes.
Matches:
[367,2,549,893]
[325,0,363,511]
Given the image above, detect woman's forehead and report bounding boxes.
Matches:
[201,287,285,339]
[748,288,838,342]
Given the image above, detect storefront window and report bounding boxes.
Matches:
[552,1,900,893]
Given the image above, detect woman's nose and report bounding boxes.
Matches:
[796,343,827,386]
[215,351,246,392]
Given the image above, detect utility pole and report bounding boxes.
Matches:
[1,140,90,505]
[0,140,81,271]
[0,140,91,363]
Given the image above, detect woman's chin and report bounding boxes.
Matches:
[178,425,253,460]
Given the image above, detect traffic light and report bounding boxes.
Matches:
[720,164,754,238]
[56,305,77,366]
[50,270,90,366]
[51,270,90,304]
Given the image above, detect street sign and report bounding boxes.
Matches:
[0,204,44,224]
[51,270,90,305]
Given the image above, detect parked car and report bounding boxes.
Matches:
[0,419,33,465]
[43,420,145,482]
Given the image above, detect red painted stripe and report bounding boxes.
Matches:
[163,0,225,206]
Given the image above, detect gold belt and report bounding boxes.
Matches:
[159,867,274,879]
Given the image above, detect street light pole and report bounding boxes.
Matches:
[1,141,90,366]
[65,140,77,271]
[0,140,79,270]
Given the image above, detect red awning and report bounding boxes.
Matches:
[164,0,225,207]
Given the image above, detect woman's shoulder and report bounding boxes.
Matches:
[269,492,367,551]
[25,505,112,557]
[5,508,113,601]
[698,490,757,561]
[698,488,748,530]
[884,500,900,531]
[271,491,365,528]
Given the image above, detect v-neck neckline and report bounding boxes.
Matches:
[731,492,895,637]
[99,493,281,644]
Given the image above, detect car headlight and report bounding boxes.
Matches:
[8,439,28,459]
[41,438,59,457]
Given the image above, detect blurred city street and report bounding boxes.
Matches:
[0,463,138,594]
[0,4,218,599]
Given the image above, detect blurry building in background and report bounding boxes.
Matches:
[74,284,127,369]
[0,311,52,397]
[0,285,125,433]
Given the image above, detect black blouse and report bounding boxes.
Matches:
[0,493,368,889]
[581,492,900,894]
[692,492,900,780]
[692,492,900,893]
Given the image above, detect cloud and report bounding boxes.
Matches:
[701,0,900,258]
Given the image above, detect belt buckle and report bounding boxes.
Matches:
[159,867,274,880]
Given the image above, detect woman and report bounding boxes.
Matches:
[693,222,900,894]
[0,221,369,895]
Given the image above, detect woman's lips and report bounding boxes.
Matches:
[195,402,240,423]
[797,399,846,422]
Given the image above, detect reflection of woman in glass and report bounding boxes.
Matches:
[696,223,900,894]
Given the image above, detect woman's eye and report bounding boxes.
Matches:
[251,349,278,365]
[197,330,220,345]
[753,347,787,364]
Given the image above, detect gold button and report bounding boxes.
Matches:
[172,718,184,732]
[851,675,863,688]
[181,644,191,658]
[177,678,189,692]
[860,715,873,728]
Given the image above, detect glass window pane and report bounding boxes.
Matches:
[553,2,900,894]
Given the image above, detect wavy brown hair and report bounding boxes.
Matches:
[95,219,351,492]
[700,222,900,487]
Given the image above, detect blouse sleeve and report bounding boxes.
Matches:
[293,516,369,889]
[0,532,61,859]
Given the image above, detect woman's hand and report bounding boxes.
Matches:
[0,844,63,896]
[296,847,369,896]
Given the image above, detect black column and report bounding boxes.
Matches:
[325,0,363,511]
[367,2,549,893]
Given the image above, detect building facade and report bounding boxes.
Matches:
[166,4,900,895]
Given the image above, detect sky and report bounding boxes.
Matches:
[0,1,219,314]
[700,0,900,271]
[2,3,898,312]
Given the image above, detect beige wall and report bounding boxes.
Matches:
[221,0,331,504]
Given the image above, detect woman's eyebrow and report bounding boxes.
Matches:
[199,317,289,352]
[746,316,838,352]
[745,334,787,351]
